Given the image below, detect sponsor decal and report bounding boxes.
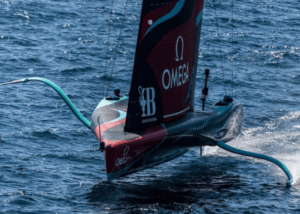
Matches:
[142,117,157,124]
[162,36,189,90]
[115,146,130,166]
[139,86,156,118]
[123,146,129,156]
[175,36,184,61]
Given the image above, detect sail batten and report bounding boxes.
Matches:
[125,0,204,132]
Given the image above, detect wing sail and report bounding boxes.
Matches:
[125,0,204,132]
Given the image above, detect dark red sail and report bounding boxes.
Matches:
[125,0,204,131]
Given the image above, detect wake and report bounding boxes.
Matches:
[202,111,300,185]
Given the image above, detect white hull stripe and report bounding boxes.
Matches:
[164,107,190,119]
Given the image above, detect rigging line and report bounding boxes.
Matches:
[213,0,226,96]
[231,0,234,97]
[102,0,114,98]
[105,0,129,98]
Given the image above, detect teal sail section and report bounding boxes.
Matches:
[143,0,185,38]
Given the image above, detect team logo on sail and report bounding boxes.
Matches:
[139,86,156,118]
[162,36,189,90]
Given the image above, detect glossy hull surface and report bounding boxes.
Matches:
[91,96,243,181]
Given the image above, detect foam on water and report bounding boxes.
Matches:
[1,0,300,212]
[203,111,300,185]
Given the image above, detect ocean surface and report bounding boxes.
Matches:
[0,0,300,213]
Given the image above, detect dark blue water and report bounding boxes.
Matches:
[1,0,300,213]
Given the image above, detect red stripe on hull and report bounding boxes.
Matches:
[95,122,167,175]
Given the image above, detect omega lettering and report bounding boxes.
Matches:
[162,36,189,90]
[115,146,130,166]
[162,64,189,90]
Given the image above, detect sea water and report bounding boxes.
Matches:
[0,0,299,213]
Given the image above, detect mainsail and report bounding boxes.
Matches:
[125,0,204,131]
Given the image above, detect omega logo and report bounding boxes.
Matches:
[175,36,184,61]
[123,146,129,156]
[162,36,189,90]
[115,146,130,166]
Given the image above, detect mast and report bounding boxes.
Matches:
[125,0,204,132]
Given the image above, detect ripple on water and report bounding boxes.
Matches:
[0,0,300,213]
